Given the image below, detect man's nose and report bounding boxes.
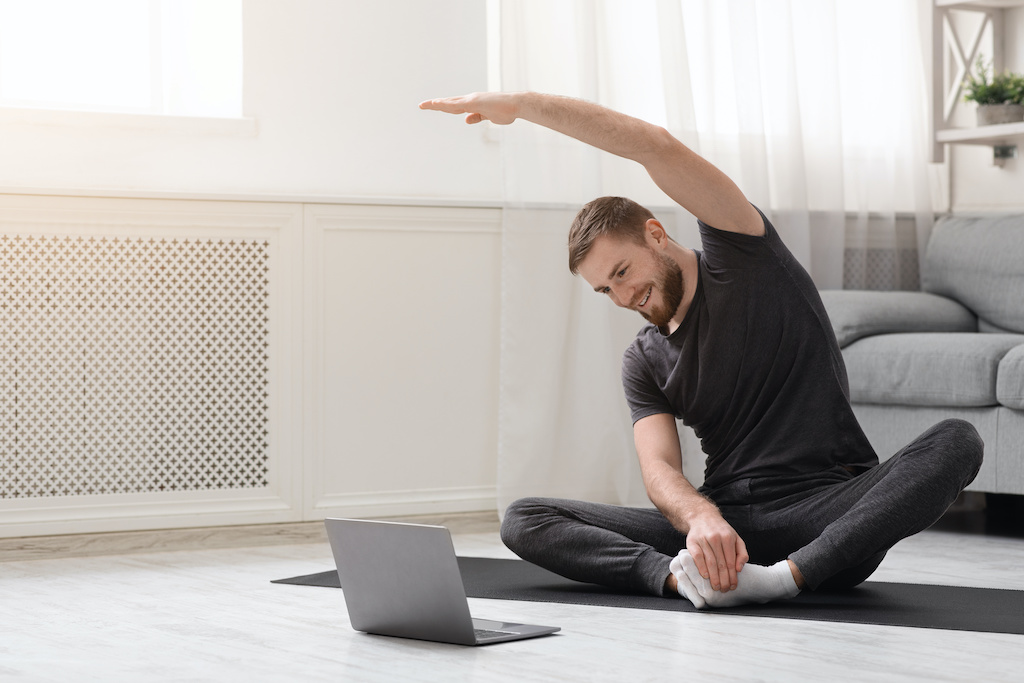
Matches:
[609,283,633,308]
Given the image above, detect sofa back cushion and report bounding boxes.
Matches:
[922,214,1024,334]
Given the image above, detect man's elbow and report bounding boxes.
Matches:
[637,125,685,162]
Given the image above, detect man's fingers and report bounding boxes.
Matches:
[690,539,730,591]
[698,541,723,591]
[695,539,741,592]
[716,549,732,593]
[687,519,749,593]
[736,538,750,573]
[689,544,710,587]
[420,92,519,125]
[419,97,466,113]
[420,97,485,125]
[722,541,738,591]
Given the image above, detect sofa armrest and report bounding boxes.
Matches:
[818,290,977,348]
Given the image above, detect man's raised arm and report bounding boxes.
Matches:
[420,91,763,236]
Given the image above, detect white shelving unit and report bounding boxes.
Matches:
[932,0,1024,164]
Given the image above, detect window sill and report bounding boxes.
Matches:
[0,106,257,137]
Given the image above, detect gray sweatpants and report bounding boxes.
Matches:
[500,419,983,596]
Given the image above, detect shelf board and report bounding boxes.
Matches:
[935,1,1024,9]
[936,121,1024,144]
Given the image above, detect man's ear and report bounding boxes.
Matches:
[644,219,668,248]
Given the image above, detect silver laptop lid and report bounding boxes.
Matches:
[325,518,478,645]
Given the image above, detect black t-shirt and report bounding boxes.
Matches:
[621,209,878,493]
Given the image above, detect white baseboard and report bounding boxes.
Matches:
[311,486,497,520]
[0,490,302,538]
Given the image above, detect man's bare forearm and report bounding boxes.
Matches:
[420,90,761,233]
[642,457,721,534]
[634,413,722,533]
[513,92,673,166]
[510,92,760,235]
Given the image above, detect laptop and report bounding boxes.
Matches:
[324,518,560,645]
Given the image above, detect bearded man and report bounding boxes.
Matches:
[420,92,982,608]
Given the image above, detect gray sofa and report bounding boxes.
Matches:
[820,214,1024,496]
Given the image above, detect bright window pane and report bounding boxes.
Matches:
[0,0,242,117]
[0,0,151,109]
[162,0,242,117]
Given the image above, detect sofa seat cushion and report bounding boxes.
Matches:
[819,290,977,348]
[842,333,1024,407]
[997,344,1024,410]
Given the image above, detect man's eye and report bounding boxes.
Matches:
[617,268,627,277]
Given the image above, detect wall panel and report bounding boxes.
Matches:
[303,204,501,520]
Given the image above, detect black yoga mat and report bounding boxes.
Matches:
[273,557,1024,636]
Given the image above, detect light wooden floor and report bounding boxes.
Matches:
[4,519,1024,682]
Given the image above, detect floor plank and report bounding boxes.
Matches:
[3,525,1023,682]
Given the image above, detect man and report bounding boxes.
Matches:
[420,92,982,608]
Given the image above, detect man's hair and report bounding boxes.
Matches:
[567,196,655,274]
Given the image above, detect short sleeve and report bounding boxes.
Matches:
[697,208,777,271]
[621,343,675,424]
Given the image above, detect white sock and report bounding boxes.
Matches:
[677,550,801,609]
[668,554,706,608]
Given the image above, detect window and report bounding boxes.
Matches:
[0,0,242,118]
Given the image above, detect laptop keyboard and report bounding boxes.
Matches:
[474,628,518,639]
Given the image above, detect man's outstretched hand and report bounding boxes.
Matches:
[419,92,522,126]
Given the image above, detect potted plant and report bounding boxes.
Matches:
[963,56,1024,125]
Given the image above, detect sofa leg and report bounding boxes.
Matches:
[929,492,1023,537]
[984,493,1024,536]
[948,491,987,513]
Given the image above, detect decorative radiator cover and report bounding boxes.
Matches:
[0,196,303,536]
[0,234,271,498]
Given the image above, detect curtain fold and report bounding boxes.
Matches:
[495,0,935,513]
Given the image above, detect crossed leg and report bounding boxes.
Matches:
[500,497,687,597]
[501,419,984,607]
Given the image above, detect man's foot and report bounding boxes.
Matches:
[675,550,801,609]
[668,554,706,608]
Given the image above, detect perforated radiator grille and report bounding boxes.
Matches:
[0,235,271,498]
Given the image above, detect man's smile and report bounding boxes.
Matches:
[638,286,652,308]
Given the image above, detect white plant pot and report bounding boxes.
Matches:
[976,103,1024,126]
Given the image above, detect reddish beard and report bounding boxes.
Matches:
[639,251,684,328]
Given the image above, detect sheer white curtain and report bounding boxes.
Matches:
[494,0,935,512]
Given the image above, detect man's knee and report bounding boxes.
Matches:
[499,496,550,552]
[815,551,887,591]
[933,418,984,480]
